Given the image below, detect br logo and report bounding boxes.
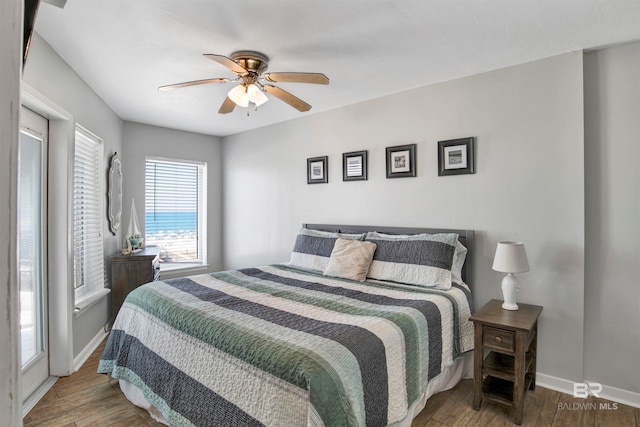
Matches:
[573,382,603,398]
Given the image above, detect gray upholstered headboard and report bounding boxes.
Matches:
[303,224,474,288]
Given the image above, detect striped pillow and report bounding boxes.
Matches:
[365,231,459,290]
[289,228,366,272]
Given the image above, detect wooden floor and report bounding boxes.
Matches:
[25,339,639,427]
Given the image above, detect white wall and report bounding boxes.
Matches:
[223,52,586,382]
[121,121,224,278]
[584,42,640,395]
[23,33,123,358]
[0,0,23,423]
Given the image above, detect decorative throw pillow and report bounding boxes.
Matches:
[323,238,377,282]
[365,231,459,290]
[289,228,366,272]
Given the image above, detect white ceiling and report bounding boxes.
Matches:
[35,0,640,137]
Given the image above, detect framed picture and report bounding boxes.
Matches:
[307,156,328,184]
[386,144,416,178]
[342,150,368,181]
[438,137,475,176]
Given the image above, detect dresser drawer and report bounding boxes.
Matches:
[483,326,515,353]
[111,247,161,321]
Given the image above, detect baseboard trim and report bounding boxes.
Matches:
[536,373,576,395]
[592,381,640,409]
[23,376,57,416]
[537,373,640,409]
[72,327,108,373]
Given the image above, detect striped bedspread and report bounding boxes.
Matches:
[98,264,474,427]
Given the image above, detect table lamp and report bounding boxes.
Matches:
[492,241,530,310]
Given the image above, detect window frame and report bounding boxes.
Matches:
[144,156,207,272]
[72,125,108,310]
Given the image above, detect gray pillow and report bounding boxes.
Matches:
[289,228,365,272]
[365,231,459,290]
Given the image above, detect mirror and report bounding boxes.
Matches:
[108,152,123,235]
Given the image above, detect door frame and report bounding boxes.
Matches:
[21,84,75,415]
[19,107,50,402]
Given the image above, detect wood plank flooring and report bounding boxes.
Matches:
[25,339,639,426]
[24,339,163,427]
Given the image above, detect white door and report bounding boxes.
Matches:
[19,106,49,401]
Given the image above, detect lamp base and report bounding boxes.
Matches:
[501,301,519,311]
[501,273,519,311]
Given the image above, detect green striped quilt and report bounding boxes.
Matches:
[98,264,474,427]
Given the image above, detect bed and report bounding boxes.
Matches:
[98,224,475,427]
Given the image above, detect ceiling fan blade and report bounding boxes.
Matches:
[263,72,329,85]
[218,97,236,114]
[158,78,230,91]
[43,0,67,8]
[204,54,249,76]
[263,85,312,112]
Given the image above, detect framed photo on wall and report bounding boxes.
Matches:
[386,144,416,178]
[342,150,368,181]
[438,137,475,176]
[307,156,328,184]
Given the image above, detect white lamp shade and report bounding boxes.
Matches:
[227,84,249,107]
[492,241,530,273]
[247,84,268,107]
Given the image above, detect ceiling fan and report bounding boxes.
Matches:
[159,51,329,114]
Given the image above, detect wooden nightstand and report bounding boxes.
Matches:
[469,299,543,425]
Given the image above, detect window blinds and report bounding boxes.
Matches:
[145,158,206,267]
[73,126,106,305]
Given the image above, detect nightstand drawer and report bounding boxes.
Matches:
[483,326,515,353]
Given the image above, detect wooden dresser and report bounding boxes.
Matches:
[111,246,161,322]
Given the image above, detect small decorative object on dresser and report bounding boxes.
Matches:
[470,299,543,425]
[492,241,530,310]
[307,155,328,184]
[110,246,160,322]
[125,198,144,251]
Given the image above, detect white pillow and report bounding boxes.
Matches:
[323,238,377,282]
[451,240,468,285]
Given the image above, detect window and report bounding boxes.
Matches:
[145,157,207,271]
[73,126,107,307]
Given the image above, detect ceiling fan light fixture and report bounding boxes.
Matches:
[227,84,249,107]
[247,83,268,107]
[161,51,328,114]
